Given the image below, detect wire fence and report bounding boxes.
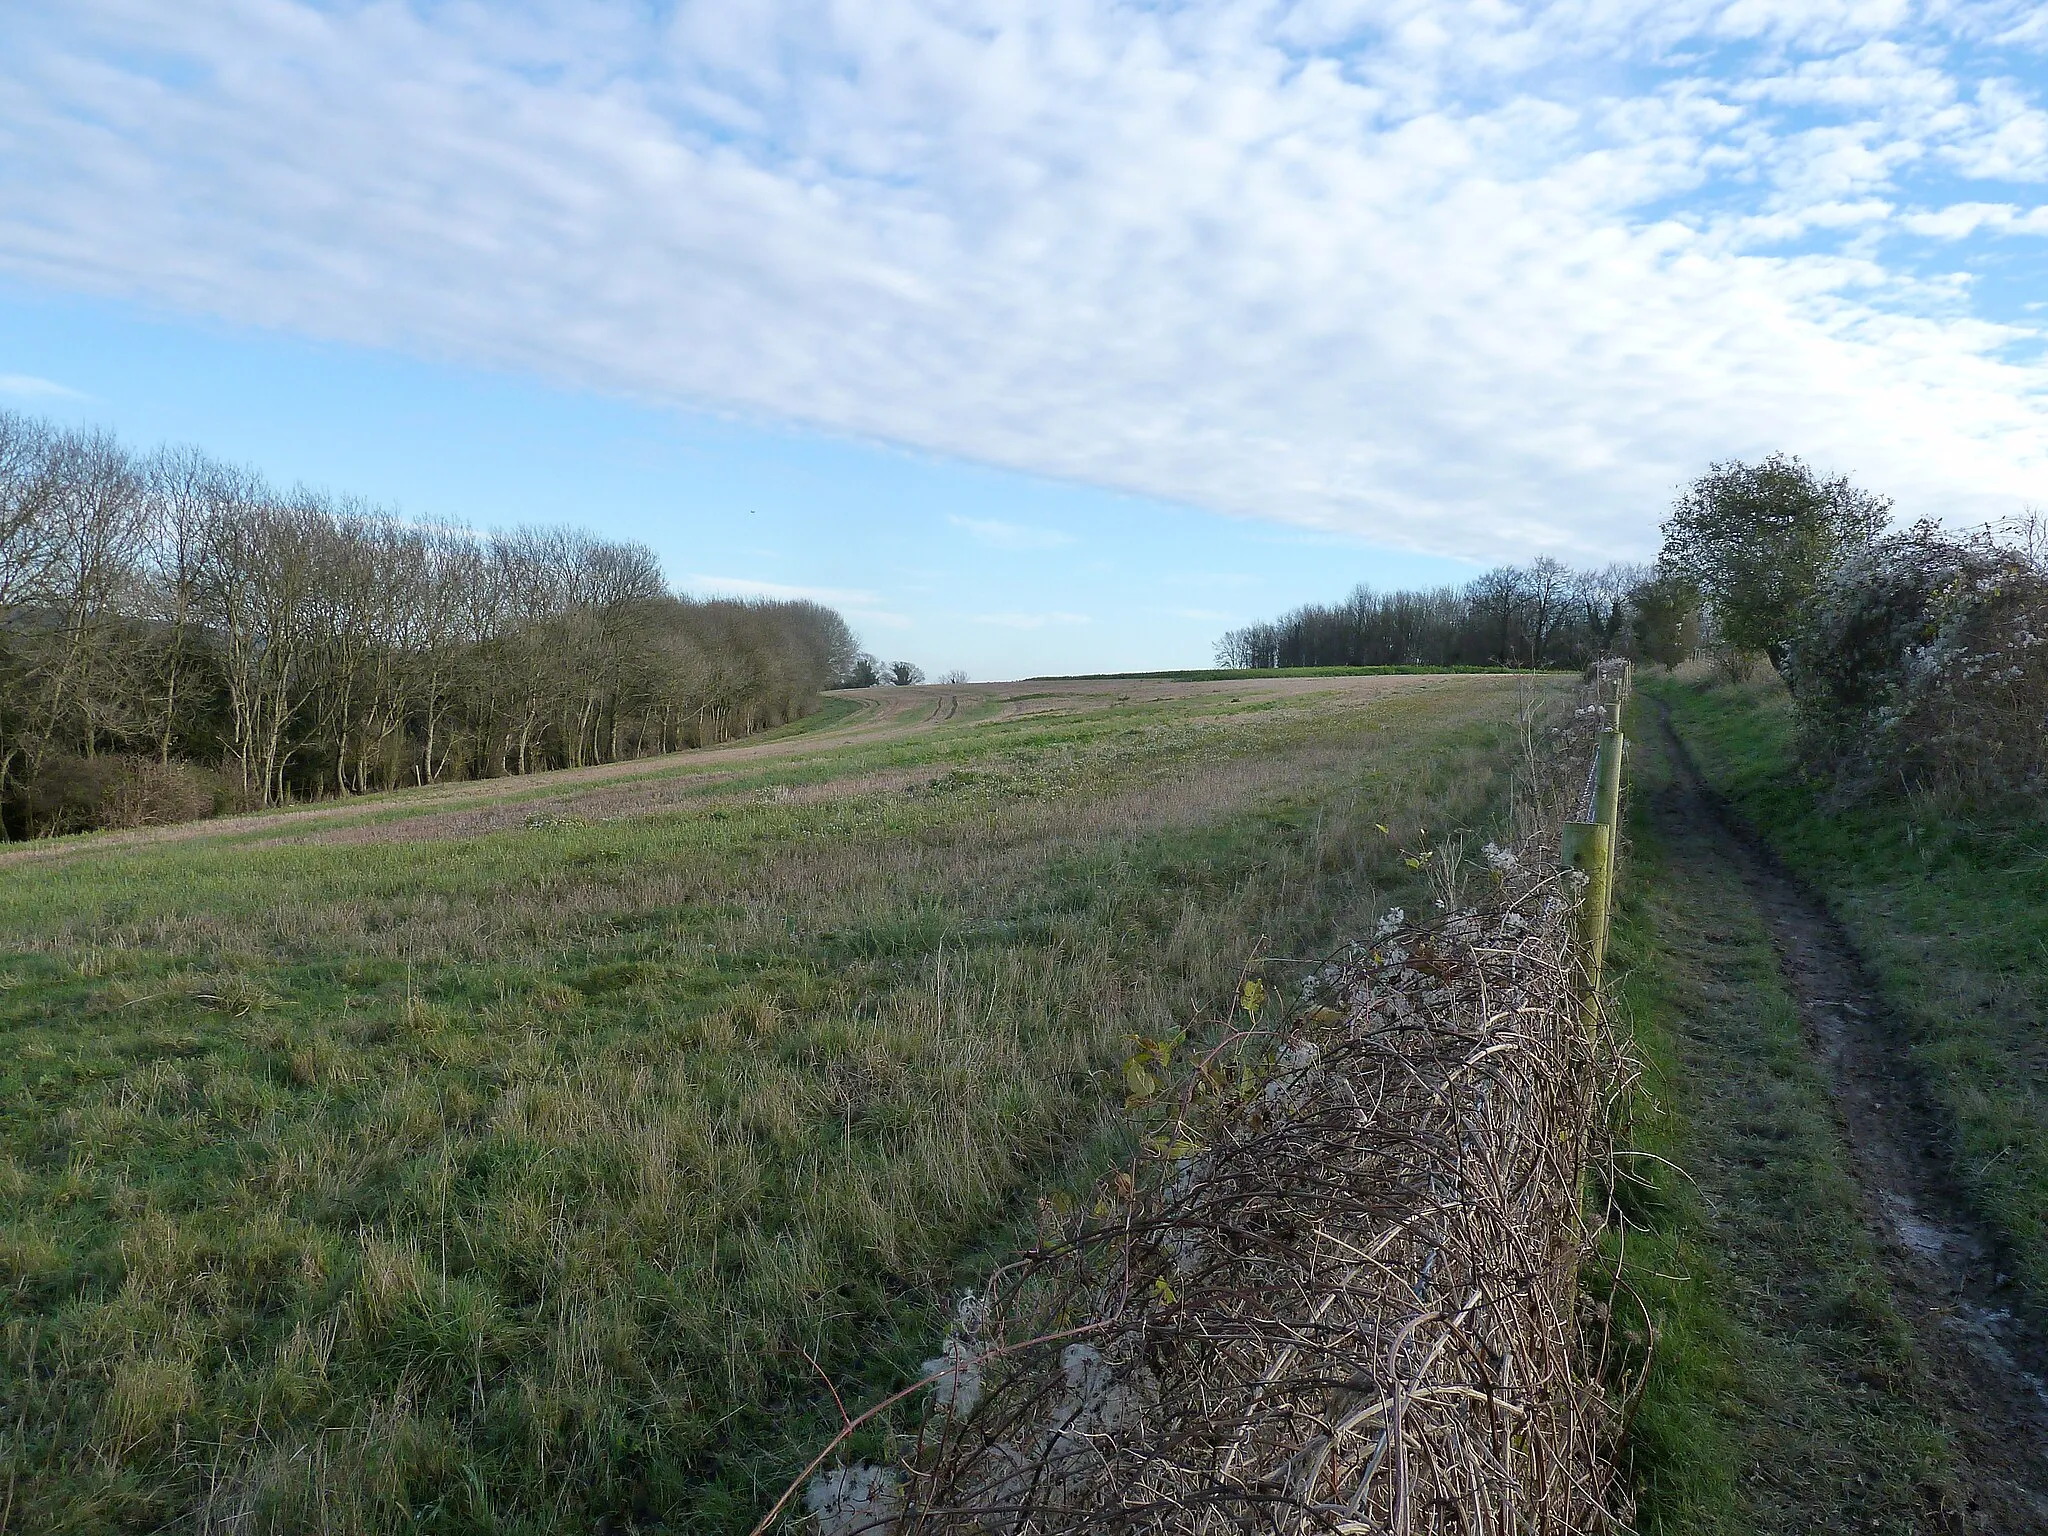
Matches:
[774,668,1634,1536]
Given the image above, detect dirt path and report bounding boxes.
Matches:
[1651,704,2048,1531]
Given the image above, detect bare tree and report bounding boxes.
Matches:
[1465,567,1531,665]
[23,427,149,765]
[0,410,864,834]
[198,487,331,805]
[1520,557,1572,667]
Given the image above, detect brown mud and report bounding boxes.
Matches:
[1652,704,2048,1532]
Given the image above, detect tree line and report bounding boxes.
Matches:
[1219,453,2044,808]
[0,410,862,838]
[1213,557,1697,672]
[1655,453,2045,807]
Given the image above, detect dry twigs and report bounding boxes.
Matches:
[782,685,1630,1536]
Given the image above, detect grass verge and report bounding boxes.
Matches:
[1643,671,2048,1313]
[1601,705,1955,1533]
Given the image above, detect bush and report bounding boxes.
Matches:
[1659,454,1890,673]
[21,754,227,835]
[1788,519,2048,803]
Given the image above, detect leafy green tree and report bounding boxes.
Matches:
[1627,570,1700,668]
[1657,454,1890,673]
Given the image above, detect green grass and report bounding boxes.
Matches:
[1602,707,1956,1533]
[0,675,1554,1533]
[1644,670,2048,1312]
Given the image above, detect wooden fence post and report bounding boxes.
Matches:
[1559,818,1613,986]
[1594,721,1624,882]
[1563,659,1630,991]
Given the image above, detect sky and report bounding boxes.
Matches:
[2,2,2046,677]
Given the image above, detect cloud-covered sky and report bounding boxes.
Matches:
[3,1,2046,664]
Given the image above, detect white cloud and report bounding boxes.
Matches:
[1945,78,2048,179]
[1,3,2046,560]
[1900,201,2048,238]
[946,514,1076,550]
[0,373,85,399]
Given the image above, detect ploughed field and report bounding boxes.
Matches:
[0,672,1559,1533]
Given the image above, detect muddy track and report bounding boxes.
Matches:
[1650,704,2048,1531]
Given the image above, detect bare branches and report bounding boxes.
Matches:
[1213,562,1663,672]
[780,694,1631,1536]
[0,409,859,836]
[795,870,1629,1535]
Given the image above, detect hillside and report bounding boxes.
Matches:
[0,671,1554,1531]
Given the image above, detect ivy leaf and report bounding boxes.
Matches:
[1123,1058,1158,1100]
[1238,978,1266,1017]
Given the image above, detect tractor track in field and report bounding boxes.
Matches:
[1651,703,2048,1532]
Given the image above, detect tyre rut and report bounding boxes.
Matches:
[1649,703,2048,1532]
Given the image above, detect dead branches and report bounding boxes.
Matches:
[792,863,1627,1535]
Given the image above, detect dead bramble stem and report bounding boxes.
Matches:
[780,671,1633,1536]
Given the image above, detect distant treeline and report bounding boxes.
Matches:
[1214,558,1695,671]
[0,411,860,838]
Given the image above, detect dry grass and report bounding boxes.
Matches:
[0,675,1559,1533]
[796,875,1625,1536]
[778,674,1622,1536]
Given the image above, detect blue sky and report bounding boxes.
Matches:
[3,1,2046,677]
[0,280,1471,677]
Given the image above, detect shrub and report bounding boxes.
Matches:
[1659,455,1891,673]
[1628,571,1702,669]
[1788,519,2048,803]
[21,753,226,834]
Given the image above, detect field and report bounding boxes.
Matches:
[0,672,1556,1533]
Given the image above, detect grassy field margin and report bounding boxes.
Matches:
[1642,671,2048,1311]
[1601,700,1955,1534]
